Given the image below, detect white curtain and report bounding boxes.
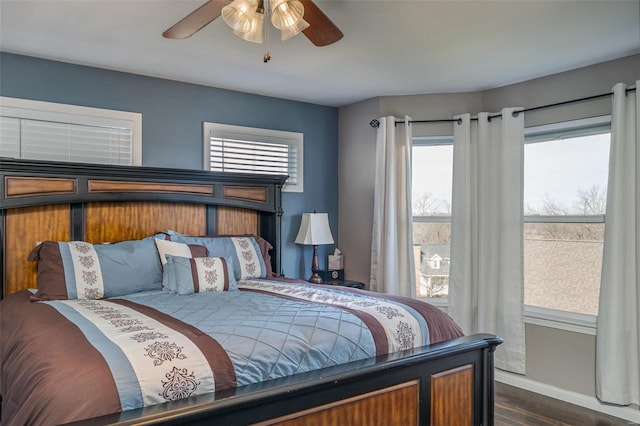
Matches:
[370,116,415,297]
[449,109,526,374]
[596,81,639,406]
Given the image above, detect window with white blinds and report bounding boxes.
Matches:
[0,97,141,166]
[204,122,303,193]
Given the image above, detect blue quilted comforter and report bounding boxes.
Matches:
[0,279,463,425]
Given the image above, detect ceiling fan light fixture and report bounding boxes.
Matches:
[222,0,258,33]
[234,11,264,43]
[163,0,343,62]
[270,0,304,30]
[281,18,309,41]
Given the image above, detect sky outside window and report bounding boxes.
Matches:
[412,144,453,215]
[412,133,609,216]
[524,133,610,214]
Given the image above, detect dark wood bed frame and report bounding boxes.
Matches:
[0,158,502,426]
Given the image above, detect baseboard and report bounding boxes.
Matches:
[495,370,640,424]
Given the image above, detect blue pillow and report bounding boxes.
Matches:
[29,239,163,300]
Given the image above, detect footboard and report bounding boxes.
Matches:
[75,334,501,426]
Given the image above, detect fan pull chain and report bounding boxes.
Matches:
[264,0,271,62]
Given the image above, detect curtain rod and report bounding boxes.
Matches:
[368,87,636,128]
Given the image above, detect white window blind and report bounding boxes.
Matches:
[209,137,298,185]
[204,122,303,193]
[0,116,20,158]
[0,97,141,166]
[1,117,133,165]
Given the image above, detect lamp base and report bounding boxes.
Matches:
[308,272,323,284]
[307,244,324,284]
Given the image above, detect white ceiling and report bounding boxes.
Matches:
[1,0,639,107]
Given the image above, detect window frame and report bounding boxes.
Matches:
[523,115,611,333]
[203,122,303,193]
[411,135,454,307]
[0,96,142,165]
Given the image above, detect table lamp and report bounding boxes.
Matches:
[295,212,334,283]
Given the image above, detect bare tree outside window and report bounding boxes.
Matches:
[574,184,607,215]
[525,184,606,242]
[413,192,451,216]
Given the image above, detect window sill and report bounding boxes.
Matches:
[417,299,597,335]
[524,305,596,335]
[417,297,448,312]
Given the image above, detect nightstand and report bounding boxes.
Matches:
[322,279,365,289]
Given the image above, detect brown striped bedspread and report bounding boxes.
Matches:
[0,279,463,425]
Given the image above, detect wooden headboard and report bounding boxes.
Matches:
[0,158,287,298]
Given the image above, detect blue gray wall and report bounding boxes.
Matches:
[0,52,339,279]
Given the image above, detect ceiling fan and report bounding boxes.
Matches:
[163,0,343,61]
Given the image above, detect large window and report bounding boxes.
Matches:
[204,122,303,193]
[0,97,141,165]
[411,117,610,328]
[411,137,453,301]
[523,116,611,322]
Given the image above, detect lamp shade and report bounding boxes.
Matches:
[295,213,334,245]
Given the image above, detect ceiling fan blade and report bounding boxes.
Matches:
[300,0,343,46]
[162,1,229,39]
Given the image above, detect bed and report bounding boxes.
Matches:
[0,157,502,425]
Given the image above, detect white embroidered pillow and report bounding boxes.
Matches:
[154,239,208,292]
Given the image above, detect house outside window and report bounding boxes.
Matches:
[523,115,611,327]
[411,136,453,303]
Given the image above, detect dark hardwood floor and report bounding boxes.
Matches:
[495,382,636,426]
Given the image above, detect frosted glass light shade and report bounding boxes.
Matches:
[270,0,304,30]
[281,18,309,40]
[222,0,258,33]
[295,213,334,245]
[234,12,264,43]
